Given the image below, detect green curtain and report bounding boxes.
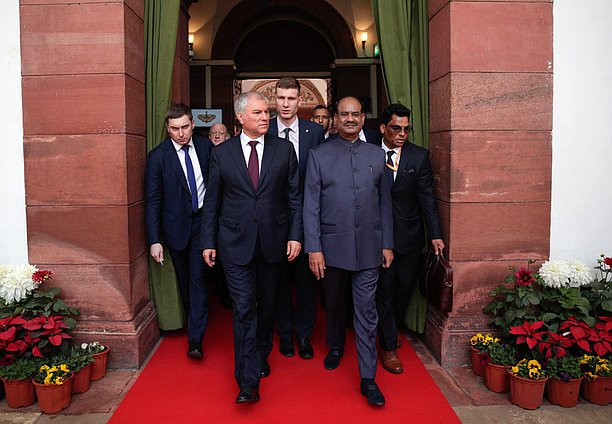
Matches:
[372,0,430,333]
[145,0,185,330]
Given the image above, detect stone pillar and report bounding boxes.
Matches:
[20,0,158,368]
[426,0,553,366]
[172,2,191,105]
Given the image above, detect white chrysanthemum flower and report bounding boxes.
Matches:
[539,260,571,288]
[0,264,38,304]
[567,260,595,287]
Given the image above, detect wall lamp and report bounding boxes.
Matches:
[188,33,195,60]
[360,31,368,55]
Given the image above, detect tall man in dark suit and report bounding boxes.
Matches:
[269,77,325,360]
[303,96,394,406]
[201,91,302,403]
[145,103,213,359]
[373,103,445,374]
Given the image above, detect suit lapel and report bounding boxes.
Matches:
[165,140,190,194]
[228,137,255,191]
[394,143,413,188]
[258,134,277,191]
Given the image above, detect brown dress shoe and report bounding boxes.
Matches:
[380,349,403,374]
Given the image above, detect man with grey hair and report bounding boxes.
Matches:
[201,91,302,403]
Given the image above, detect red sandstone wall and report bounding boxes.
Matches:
[426,0,553,366]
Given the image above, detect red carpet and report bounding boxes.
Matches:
[110,300,460,424]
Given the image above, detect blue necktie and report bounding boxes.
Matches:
[385,150,395,190]
[181,145,198,212]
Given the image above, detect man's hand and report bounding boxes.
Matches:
[382,249,394,269]
[287,241,301,262]
[150,243,164,264]
[203,249,216,267]
[308,252,326,280]
[431,239,445,255]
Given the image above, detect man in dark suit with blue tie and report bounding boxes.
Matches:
[303,96,393,406]
[373,103,445,374]
[268,77,325,360]
[201,91,302,403]
[145,103,213,359]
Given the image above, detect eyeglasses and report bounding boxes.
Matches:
[387,125,412,133]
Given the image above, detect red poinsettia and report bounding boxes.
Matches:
[509,321,546,349]
[604,257,612,267]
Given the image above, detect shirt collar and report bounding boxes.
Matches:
[381,142,401,156]
[277,117,299,135]
[171,138,194,152]
[240,132,265,146]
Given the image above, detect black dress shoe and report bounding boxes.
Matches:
[260,358,271,377]
[324,348,342,370]
[279,337,295,357]
[187,341,203,359]
[236,387,260,403]
[297,337,313,359]
[360,379,385,406]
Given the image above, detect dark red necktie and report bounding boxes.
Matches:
[247,140,259,190]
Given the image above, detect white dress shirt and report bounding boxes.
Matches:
[381,143,402,181]
[171,138,206,209]
[240,132,265,174]
[277,118,300,162]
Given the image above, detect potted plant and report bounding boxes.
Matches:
[546,355,584,407]
[508,358,548,409]
[0,357,39,408]
[32,361,73,413]
[482,342,516,393]
[580,354,612,405]
[468,333,498,376]
[65,346,95,394]
[81,341,110,381]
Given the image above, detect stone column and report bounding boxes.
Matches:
[426,0,553,365]
[21,0,158,367]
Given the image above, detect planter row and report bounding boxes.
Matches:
[1,347,109,414]
[470,347,611,408]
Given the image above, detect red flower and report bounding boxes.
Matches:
[510,321,546,350]
[515,267,535,287]
[604,257,612,267]
[32,269,53,285]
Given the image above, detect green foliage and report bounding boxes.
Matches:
[539,286,595,331]
[64,346,95,372]
[0,287,80,323]
[0,357,41,381]
[482,282,542,337]
[546,356,583,380]
[485,342,517,366]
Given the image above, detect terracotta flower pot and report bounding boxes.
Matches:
[2,378,36,408]
[91,346,110,381]
[469,347,484,376]
[485,363,510,393]
[546,377,582,408]
[508,371,548,410]
[33,374,73,414]
[71,364,92,394]
[581,376,612,405]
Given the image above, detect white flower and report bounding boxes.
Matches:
[0,264,38,304]
[81,343,89,350]
[567,260,595,287]
[539,260,571,288]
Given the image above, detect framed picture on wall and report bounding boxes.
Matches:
[192,109,222,127]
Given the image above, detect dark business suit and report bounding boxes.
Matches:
[268,118,324,342]
[201,134,302,390]
[372,139,443,350]
[303,137,393,378]
[145,135,213,343]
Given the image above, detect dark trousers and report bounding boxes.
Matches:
[275,252,316,340]
[223,239,279,389]
[167,212,209,343]
[375,251,421,350]
[324,266,379,379]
